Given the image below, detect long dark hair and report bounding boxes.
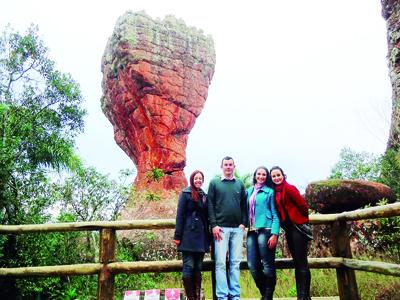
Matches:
[190,170,204,202]
[269,166,287,185]
[252,166,273,187]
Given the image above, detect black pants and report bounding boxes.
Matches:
[284,222,311,298]
[284,224,310,271]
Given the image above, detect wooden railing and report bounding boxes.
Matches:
[0,202,400,299]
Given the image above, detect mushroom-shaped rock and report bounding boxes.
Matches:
[305,179,396,213]
[101,11,216,191]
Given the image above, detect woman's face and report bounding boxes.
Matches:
[271,169,284,185]
[255,168,267,185]
[193,173,203,189]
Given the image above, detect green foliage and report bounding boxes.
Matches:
[329,147,381,181]
[329,147,400,262]
[118,234,156,262]
[377,212,400,261]
[373,150,400,261]
[376,150,400,261]
[232,170,252,189]
[114,238,169,298]
[0,24,86,224]
[212,170,253,188]
[0,24,139,298]
[146,168,164,182]
[12,215,95,298]
[0,24,86,297]
[145,191,161,202]
[199,268,399,299]
[238,171,253,189]
[6,165,134,298]
[56,167,134,221]
[380,149,400,198]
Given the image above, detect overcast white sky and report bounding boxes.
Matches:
[0,0,392,190]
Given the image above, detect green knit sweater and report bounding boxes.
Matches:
[207,177,247,228]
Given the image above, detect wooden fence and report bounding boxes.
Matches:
[0,202,400,299]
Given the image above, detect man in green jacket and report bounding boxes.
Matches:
[208,156,247,300]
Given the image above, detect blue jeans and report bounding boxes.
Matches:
[182,251,205,278]
[214,227,244,300]
[246,229,276,295]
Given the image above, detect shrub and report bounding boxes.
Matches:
[146,168,164,182]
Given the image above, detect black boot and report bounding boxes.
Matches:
[193,272,202,300]
[295,270,311,300]
[249,272,265,299]
[183,276,195,300]
[262,275,276,300]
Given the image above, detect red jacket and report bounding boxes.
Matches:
[275,181,309,225]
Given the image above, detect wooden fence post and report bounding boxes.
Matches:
[331,220,360,300]
[98,229,116,300]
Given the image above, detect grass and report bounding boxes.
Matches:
[115,269,400,299]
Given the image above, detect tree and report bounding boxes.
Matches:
[380,149,400,198]
[236,170,253,189]
[54,167,133,261]
[0,25,85,297]
[329,147,381,181]
[58,167,133,222]
[329,147,400,261]
[7,167,134,298]
[381,1,400,150]
[0,24,85,223]
[380,1,400,261]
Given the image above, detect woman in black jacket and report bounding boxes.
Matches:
[174,170,210,300]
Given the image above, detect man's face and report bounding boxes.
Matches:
[221,159,235,177]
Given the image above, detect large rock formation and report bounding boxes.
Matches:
[101,11,216,191]
[305,179,395,213]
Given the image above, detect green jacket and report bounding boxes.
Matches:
[246,185,280,235]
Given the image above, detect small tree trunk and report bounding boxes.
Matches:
[382,0,400,150]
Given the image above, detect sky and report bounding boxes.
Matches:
[0,0,392,191]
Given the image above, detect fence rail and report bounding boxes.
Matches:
[0,202,400,300]
[1,257,399,277]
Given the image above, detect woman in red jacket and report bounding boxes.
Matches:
[270,166,312,300]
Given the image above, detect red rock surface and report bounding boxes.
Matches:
[101,11,215,191]
[305,179,396,213]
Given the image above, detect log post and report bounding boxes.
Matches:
[331,220,360,300]
[98,229,116,300]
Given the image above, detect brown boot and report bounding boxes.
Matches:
[193,272,202,300]
[183,276,195,300]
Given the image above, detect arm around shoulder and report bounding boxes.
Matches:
[269,190,280,235]
[286,184,309,216]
